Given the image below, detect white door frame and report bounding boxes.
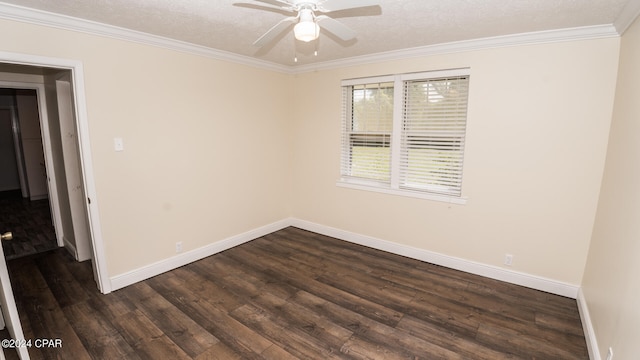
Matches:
[0,51,110,294]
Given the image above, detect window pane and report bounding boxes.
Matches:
[349,134,391,182]
[351,82,394,132]
[401,137,464,192]
[400,76,469,196]
[341,82,394,183]
[403,79,468,132]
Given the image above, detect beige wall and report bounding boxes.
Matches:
[86,46,294,275]
[0,19,294,276]
[582,15,640,360]
[290,38,619,285]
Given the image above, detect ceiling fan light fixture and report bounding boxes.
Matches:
[294,20,319,42]
[248,0,364,48]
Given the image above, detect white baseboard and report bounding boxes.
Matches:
[63,235,78,260]
[29,194,48,201]
[109,217,580,299]
[577,288,600,360]
[105,217,591,355]
[289,218,580,299]
[109,219,291,291]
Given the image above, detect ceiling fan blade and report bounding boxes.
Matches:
[253,0,294,10]
[318,0,380,12]
[253,16,297,47]
[233,2,293,15]
[316,15,356,41]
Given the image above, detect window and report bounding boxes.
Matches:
[339,69,470,203]
[343,81,394,183]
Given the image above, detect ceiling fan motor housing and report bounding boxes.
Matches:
[294,8,319,42]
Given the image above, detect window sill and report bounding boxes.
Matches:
[336,179,468,205]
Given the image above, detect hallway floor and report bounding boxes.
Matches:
[0,190,58,260]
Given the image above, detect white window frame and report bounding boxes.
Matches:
[338,68,470,205]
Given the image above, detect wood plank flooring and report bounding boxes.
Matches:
[0,190,58,260]
[5,227,588,359]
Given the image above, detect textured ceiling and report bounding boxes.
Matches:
[0,0,634,67]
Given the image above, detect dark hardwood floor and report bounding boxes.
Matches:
[5,227,588,359]
[0,190,58,260]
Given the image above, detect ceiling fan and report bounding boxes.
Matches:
[236,0,381,47]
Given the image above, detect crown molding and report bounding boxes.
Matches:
[292,24,620,73]
[614,0,640,35]
[0,2,291,74]
[0,2,623,75]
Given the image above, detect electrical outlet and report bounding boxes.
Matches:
[606,347,613,360]
[504,254,513,266]
[175,241,183,253]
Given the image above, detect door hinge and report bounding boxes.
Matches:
[87,197,91,204]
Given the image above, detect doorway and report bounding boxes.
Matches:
[0,88,59,260]
[0,56,109,294]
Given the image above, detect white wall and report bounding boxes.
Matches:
[581,14,640,360]
[0,18,294,276]
[290,38,619,286]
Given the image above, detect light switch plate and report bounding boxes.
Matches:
[114,137,124,151]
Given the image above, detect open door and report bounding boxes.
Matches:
[55,76,92,262]
[0,231,29,359]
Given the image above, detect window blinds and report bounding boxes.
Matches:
[399,76,469,196]
[341,82,394,183]
[340,69,470,200]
